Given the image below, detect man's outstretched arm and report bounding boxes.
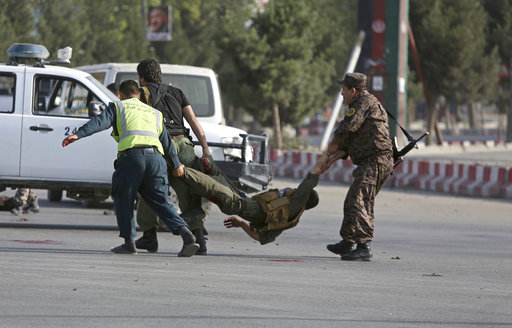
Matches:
[224,216,260,241]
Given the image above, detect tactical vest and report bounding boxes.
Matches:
[252,188,305,231]
[141,84,187,136]
[111,98,164,155]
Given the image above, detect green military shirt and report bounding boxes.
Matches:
[241,173,320,245]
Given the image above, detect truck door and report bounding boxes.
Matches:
[20,71,117,182]
[0,69,22,177]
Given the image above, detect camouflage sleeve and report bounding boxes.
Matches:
[334,99,369,140]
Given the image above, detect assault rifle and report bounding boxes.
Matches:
[392,131,429,168]
[386,109,428,168]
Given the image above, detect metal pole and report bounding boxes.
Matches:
[320,30,366,152]
[509,57,512,142]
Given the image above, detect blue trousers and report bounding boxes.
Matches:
[112,151,187,239]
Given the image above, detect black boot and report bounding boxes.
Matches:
[341,242,373,261]
[111,238,137,254]
[193,229,207,256]
[178,226,199,257]
[135,228,158,253]
[326,240,354,255]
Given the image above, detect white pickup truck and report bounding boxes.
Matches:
[0,44,271,204]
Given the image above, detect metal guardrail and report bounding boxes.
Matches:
[193,133,269,165]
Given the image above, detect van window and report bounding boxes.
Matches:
[34,75,101,118]
[90,72,106,84]
[0,74,15,113]
[115,73,214,117]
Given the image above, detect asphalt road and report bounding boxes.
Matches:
[0,179,511,328]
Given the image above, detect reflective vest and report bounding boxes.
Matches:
[111,98,164,155]
[252,188,305,231]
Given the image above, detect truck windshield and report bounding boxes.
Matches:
[115,73,214,117]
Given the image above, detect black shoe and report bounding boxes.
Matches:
[341,242,373,261]
[193,229,207,255]
[178,226,199,257]
[111,243,137,254]
[135,228,158,253]
[327,240,354,255]
[178,242,200,257]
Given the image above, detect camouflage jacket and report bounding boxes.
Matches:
[334,90,392,165]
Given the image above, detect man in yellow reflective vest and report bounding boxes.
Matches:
[62,80,199,256]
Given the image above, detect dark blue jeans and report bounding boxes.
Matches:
[112,151,187,239]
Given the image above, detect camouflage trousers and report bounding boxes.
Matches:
[340,154,393,244]
[13,188,38,206]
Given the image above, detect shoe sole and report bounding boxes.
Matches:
[178,243,200,257]
[111,245,137,254]
[135,243,158,253]
[135,245,158,253]
[326,246,353,256]
[111,249,137,254]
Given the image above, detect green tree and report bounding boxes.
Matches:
[216,0,350,149]
[0,0,36,59]
[34,0,91,63]
[482,0,512,141]
[410,0,499,144]
[80,0,149,65]
[147,0,224,67]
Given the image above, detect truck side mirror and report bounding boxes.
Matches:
[88,101,105,117]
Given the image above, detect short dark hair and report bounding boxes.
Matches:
[137,57,162,83]
[119,80,140,98]
[305,190,319,210]
[106,83,119,94]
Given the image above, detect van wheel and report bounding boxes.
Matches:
[47,190,63,202]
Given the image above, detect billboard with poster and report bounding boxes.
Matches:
[146,6,172,41]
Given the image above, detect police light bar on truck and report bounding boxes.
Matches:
[7,43,72,67]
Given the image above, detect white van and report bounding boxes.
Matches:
[77,63,225,125]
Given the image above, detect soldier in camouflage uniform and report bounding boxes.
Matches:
[322,72,393,261]
[172,154,328,245]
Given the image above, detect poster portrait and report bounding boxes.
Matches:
[146,6,172,41]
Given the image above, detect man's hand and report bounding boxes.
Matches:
[311,153,330,174]
[223,216,243,228]
[62,134,78,147]
[316,150,348,173]
[202,155,212,174]
[172,164,185,177]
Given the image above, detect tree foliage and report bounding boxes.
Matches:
[482,0,512,140]
[217,0,355,130]
[409,0,500,143]
[0,0,36,60]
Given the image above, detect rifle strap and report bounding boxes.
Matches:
[385,109,414,142]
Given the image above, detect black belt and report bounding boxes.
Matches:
[120,146,158,157]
